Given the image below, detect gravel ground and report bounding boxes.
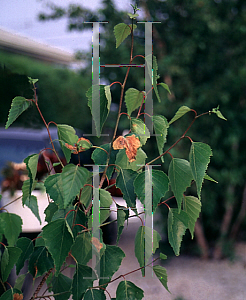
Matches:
[106,221,246,300]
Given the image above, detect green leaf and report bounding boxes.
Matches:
[16,237,34,275]
[71,232,92,265]
[5,96,31,129]
[145,54,152,83]
[153,115,169,162]
[0,212,22,246]
[204,174,218,183]
[159,82,171,94]
[84,289,106,300]
[153,265,170,293]
[168,158,193,212]
[131,118,150,145]
[51,206,73,221]
[189,142,213,199]
[114,23,137,48]
[169,106,191,125]
[127,13,139,19]
[92,143,118,180]
[80,177,92,208]
[28,246,54,277]
[28,76,38,85]
[116,206,129,245]
[57,124,78,163]
[168,208,189,256]
[44,173,64,208]
[24,154,39,194]
[115,148,147,172]
[24,195,41,224]
[153,56,161,103]
[45,202,58,223]
[1,246,9,281]
[22,179,34,204]
[77,138,92,151]
[0,289,23,300]
[98,245,125,288]
[86,85,111,137]
[34,233,45,247]
[67,208,87,238]
[14,274,26,291]
[72,264,96,300]
[116,169,138,207]
[42,219,74,275]
[134,226,161,276]
[160,253,167,260]
[88,190,112,230]
[183,196,201,239]
[104,85,112,110]
[52,273,72,300]
[134,169,169,214]
[211,106,227,121]
[88,189,112,228]
[1,246,22,282]
[61,164,90,208]
[99,189,113,223]
[116,280,144,300]
[124,88,144,117]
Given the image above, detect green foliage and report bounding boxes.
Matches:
[5,96,31,129]
[0,213,22,246]
[134,226,161,276]
[98,245,125,287]
[189,142,213,199]
[114,23,137,48]
[153,265,170,293]
[86,85,111,137]
[1,246,22,282]
[183,196,201,239]
[57,124,78,163]
[125,88,144,117]
[116,280,144,300]
[116,169,138,207]
[134,169,169,213]
[140,0,244,257]
[153,115,169,162]
[168,158,193,212]
[168,209,189,256]
[0,4,222,299]
[169,106,191,125]
[16,237,34,275]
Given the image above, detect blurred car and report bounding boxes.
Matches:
[0,126,66,233]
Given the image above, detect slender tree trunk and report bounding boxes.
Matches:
[230,183,246,240]
[213,185,235,259]
[194,218,209,259]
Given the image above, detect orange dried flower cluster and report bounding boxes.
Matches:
[113,134,141,162]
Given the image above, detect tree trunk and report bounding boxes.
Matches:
[230,183,246,240]
[213,185,235,259]
[194,218,209,259]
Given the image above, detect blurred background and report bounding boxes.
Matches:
[0,0,245,265]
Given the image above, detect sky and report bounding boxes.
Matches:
[0,0,133,54]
